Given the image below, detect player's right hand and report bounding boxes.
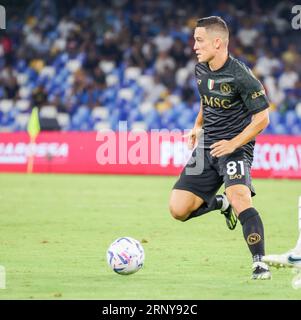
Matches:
[183,127,202,150]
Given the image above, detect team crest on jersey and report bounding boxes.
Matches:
[207,79,214,90]
[197,79,202,85]
[220,83,231,94]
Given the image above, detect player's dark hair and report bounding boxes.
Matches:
[197,16,229,37]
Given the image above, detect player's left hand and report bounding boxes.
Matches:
[210,140,237,157]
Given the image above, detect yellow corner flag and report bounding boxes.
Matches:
[27,107,40,173]
[27,107,40,139]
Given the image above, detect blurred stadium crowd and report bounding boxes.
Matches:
[0,0,300,134]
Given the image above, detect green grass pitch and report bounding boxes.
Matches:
[0,173,301,299]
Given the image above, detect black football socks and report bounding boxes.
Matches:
[238,207,265,261]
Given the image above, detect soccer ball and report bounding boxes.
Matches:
[106,237,145,275]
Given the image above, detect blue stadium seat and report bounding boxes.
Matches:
[269,111,281,127]
[291,124,301,135]
[128,109,143,124]
[176,108,194,130]
[173,102,187,115]
[161,108,177,128]
[285,110,298,128]
[110,109,121,131]
[144,109,161,130]
[274,123,287,135]
[16,59,27,73]
[2,1,301,136]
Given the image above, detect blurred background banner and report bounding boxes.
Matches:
[0,0,300,177]
[0,132,300,178]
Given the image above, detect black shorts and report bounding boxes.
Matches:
[173,147,255,205]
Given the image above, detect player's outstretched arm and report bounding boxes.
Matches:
[210,109,269,157]
[230,108,269,148]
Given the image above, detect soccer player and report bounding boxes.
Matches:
[263,236,301,269]
[169,16,271,279]
[263,197,301,269]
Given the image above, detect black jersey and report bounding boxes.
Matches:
[195,55,269,155]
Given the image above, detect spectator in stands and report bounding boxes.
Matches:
[154,51,175,75]
[32,85,47,109]
[153,29,174,53]
[126,39,146,69]
[159,65,177,92]
[282,44,300,69]
[0,32,13,62]
[0,0,300,133]
[278,64,299,91]
[93,67,107,90]
[99,31,122,65]
[170,38,190,68]
[0,64,19,99]
[263,73,285,108]
[141,41,157,69]
[268,36,284,57]
[52,94,68,113]
[254,49,282,77]
[144,74,168,104]
[237,18,259,50]
[83,49,99,75]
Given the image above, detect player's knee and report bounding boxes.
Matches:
[169,203,189,221]
[227,190,251,213]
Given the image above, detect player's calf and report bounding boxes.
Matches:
[226,185,271,279]
[226,186,252,215]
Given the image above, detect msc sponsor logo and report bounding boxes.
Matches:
[220,83,231,94]
[201,94,231,109]
[251,90,265,99]
[247,233,261,245]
